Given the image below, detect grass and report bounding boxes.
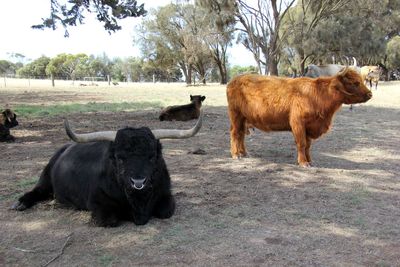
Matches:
[16,177,39,189]
[14,101,164,117]
[0,177,39,202]
[97,254,115,267]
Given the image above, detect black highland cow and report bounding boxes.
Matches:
[159,95,206,121]
[12,111,203,227]
[0,109,18,142]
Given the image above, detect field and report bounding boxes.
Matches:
[1,78,400,266]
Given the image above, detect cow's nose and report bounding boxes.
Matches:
[130,177,147,190]
[366,91,373,99]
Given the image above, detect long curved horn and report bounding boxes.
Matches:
[352,57,357,66]
[64,109,204,142]
[152,109,203,139]
[338,66,349,76]
[64,119,116,142]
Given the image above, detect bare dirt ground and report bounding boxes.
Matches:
[1,80,399,266]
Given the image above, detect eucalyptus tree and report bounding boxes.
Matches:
[16,56,51,78]
[0,60,18,75]
[386,36,400,70]
[282,0,349,74]
[197,0,295,75]
[136,4,192,83]
[283,0,400,74]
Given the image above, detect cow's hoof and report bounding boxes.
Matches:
[11,201,27,211]
[299,162,312,168]
[232,153,247,159]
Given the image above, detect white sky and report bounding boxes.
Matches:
[0,0,254,66]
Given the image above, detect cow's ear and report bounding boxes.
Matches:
[201,96,206,101]
[190,95,193,100]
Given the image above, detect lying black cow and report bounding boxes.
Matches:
[159,95,206,121]
[0,109,18,142]
[12,111,203,227]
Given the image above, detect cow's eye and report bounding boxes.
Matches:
[354,81,360,87]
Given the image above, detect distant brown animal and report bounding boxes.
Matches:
[0,109,18,142]
[227,67,372,167]
[159,95,206,121]
[361,66,381,90]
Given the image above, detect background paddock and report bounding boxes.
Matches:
[1,81,399,266]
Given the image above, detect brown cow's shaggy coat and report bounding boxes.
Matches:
[226,68,372,167]
[159,95,206,121]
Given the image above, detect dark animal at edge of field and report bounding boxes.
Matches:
[12,111,203,227]
[0,109,18,142]
[226,67,372,167]
[159,95,206,121]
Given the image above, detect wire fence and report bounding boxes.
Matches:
[0,75,120,88]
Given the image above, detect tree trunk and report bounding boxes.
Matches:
[216,61,227,84]
[51,74,55,87]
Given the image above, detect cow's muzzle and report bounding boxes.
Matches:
[130,177,147,190]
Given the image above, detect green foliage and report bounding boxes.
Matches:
[0,60,16,75]
[228,65,258,80]
[386,36,400,69]
[32,0,147,37]
[14,101,163,118]
[16,56,51,78]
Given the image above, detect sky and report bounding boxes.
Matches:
[0,0,254,66]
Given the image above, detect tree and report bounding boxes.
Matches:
[198,0,295,75]
[283,0,349,74]
[196,2,234,84]
[387,36,400,70]
[0,60,16,75]
[283,0,400,74]
[16,56,51,78]
[33,0,147,37]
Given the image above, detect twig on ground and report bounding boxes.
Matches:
[42,232,73,267]
[12,247,37,253]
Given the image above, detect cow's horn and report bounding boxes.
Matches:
[352,57,357,66]
[64,119,116,142]
[338,66,349,75]
[64,109,203,142]
[152,109,203,139]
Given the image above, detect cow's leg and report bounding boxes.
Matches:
[12,164,54,211]
[153,194,175,219]
[229,111,247,159]
[291,123,310,167]
[305,136,312,163]
[90,205,120,227]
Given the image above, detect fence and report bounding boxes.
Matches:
[0,75,114,88]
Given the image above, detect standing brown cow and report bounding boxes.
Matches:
[226,67,372,167]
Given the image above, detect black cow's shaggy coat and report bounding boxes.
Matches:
[159,95,206,121]
[12,127,175,227]
[0,109,18,142]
